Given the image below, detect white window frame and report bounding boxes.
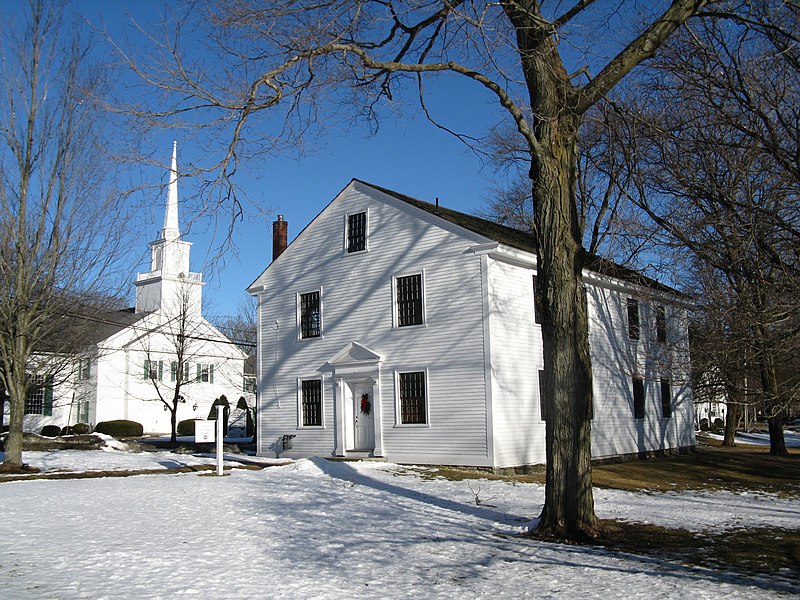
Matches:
[297,376,326,429]
[78,357,91,380]
[296,287,323,340]
[394,368,430,427]
[343,209,369,255]
[196,363,214,384]
[392,270,426,329]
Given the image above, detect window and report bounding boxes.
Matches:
[660,379,672,419]
[538,369,547,421]
[171,362,189,382]
[196,364,214,384]
[627,298,640,340]
[78,358,91,380]
[299,291,321,338]
[532,275,541,325]
[243,374,257,393]
[399,371,427,424]
[25,374,53,416]
[396,274,424,327]
[301,379,323,427]
[632,377,645,419]
[347,212,367,253]
[144,359,163,381]
[656,304,667,343]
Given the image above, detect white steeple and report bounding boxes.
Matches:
[133,141,204,315]
[162,140,180,240]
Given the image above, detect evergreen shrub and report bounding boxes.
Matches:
[40,425,61,437]
[94,419,143,438]
[177,419,196,436]
[61,423,92,435]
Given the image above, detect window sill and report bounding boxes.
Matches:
[393,423,430,428]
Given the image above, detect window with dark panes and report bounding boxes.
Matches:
[301,379,322,426]
[300,291,321,338]
[532,275,541,325]
[627,298,640,340]
[538,369,546,421]
[660,379,672,419]
[656,304,667,343]
[347,212,367,253]
[24,374,53,416]
[633,377,645,419]
[396,274,423,327]
[399,371,426,424]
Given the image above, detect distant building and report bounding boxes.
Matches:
[248,180,695,467]
[12,143,252,435]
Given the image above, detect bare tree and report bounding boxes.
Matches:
[118,0,716,539]
[138,281,244,443]
[0,1,132,471]
[599,9,800,455]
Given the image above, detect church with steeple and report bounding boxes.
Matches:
[16,143,253,437]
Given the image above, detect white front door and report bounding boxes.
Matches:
[353,384,375,450]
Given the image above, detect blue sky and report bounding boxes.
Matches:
[78,0,514,318]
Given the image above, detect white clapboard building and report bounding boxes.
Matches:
[248,179,694,467]
[15,143,251,435]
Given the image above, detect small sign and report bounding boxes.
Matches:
[195,420,215,443]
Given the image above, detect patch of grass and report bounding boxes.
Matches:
[592,442,800,497]
[412,441,800,497]
[589,520,800,589]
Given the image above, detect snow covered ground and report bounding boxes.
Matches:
[705,428,800,447]
[1,443,798,599]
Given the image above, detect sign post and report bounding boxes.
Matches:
[216,411,224,476]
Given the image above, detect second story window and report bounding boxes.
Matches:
[627,298,640,340]
[299,291,321,338]
[396,274,424,327]
[656,304,667,343]
[78,358,91,380]
[144,359,163,381]
[196,364,214,383]
[347,212,367,253]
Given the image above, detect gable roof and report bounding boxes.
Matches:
[357,179,682,297]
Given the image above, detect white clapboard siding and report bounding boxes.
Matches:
[252,180,695,467]
[254,182,492,465]
[587,282,695,459]
[485,256,547,468]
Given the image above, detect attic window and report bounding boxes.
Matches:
[347,212,367,253]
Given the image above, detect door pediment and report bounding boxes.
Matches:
[327,341,382,375]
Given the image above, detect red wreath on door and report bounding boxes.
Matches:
[360,393,371,415]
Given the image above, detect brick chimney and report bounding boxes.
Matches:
[272,215,288,261]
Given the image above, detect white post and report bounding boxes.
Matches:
[216,411,224,476]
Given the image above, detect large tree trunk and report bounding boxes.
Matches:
[722,388,739,447]
[2,360,28,469]
[509,8,598,539]
[534,128,598,539]
[759,345,787,456]
[768,412,787,456]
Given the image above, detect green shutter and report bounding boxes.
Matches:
[170,361,177,382]
[158,361,163,381]
[197,364,201,382]
[144,360,150,379]
[43,376,54,416]
[183,363,189,382]
[209,364,214,384]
